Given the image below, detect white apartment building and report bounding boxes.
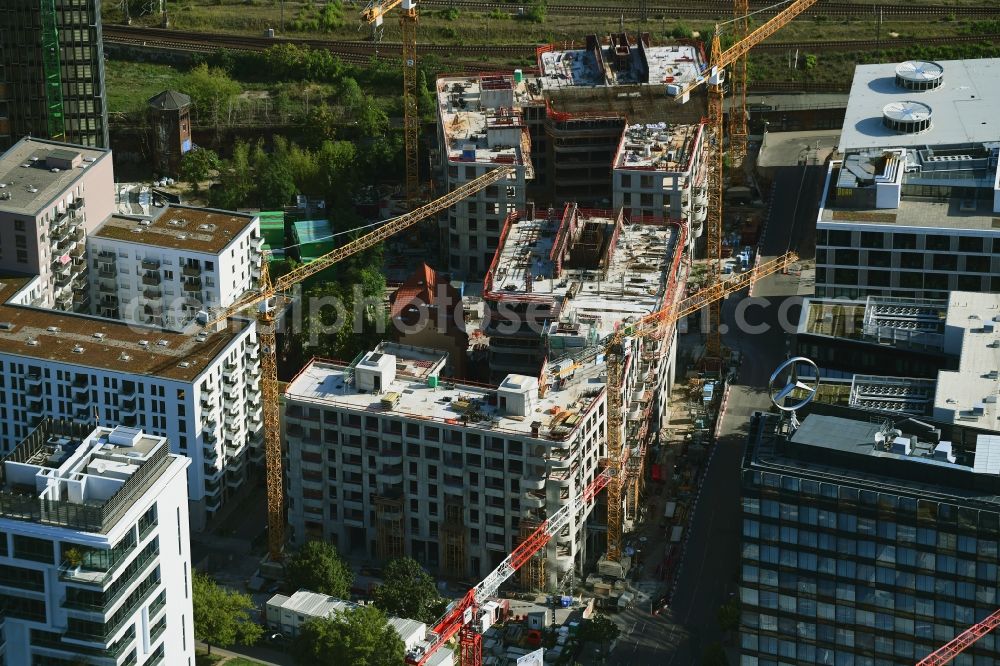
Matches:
[436,75,531,277]
[284,329,677,589]
[0,274,262,530]
[0,138,264,531]
[284,343,606,587]
[0,138,115,313]
[0,420,194,666]
[612,122,706,250]
[816,58,1000,300]
[87,206,264,330]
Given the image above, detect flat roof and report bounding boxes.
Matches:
[92,205,257,254]
[791,415,885,454]
[820,180,1000,231]
[285,353,606,443]
[0,421,182,534]
[486,209,680,342]
[538,37,703,89]
[614,122,703,172]
[0,274,250,381]
[0,138,109,217]
[436,75,533,168]
[840,58,1000,152]
[933,291,1000,429]
[799,296,947,351]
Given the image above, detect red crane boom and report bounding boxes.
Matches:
[917,608,1000,666]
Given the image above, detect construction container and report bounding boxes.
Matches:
[427,375,439,388]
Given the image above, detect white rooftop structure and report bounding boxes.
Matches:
[934,291,1000,429]
[839,58,1000,152]
[2,424,168,510]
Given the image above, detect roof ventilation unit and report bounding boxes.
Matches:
[882,101,932,134]
[894,60,944,91]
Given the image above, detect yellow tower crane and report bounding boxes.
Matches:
[362,0,421,205]
[729,0,750,178]
[670,0,819,362]
[202,167,516,561]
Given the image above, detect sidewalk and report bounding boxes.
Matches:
[196,641,294,666]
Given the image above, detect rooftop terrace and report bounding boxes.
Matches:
[0,274,251,381]
[615,122,703,172]
[0,420,176,533]
[0,138,109,217]
[484,206,682,343]
[92,205,259,254]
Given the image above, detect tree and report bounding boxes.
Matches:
[717,598,740,633]
[372,557,443,624]
[292,605,404,666]
[182,63,241,128]
[525,0,547,23]
[702,642,729,666]
[179,147,220,191]
[285,541,353,598]
[192,571,262,655]
[582,613,620,648]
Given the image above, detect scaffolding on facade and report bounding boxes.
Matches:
[518,520,546,590]
[374,494,405,562]
[441,499,467,579]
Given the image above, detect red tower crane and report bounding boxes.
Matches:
[917,608,1000,666]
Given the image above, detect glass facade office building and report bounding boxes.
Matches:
[739,412,1000,666]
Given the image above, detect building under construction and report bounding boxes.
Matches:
[435,31,707,277]
[284,202,687,589]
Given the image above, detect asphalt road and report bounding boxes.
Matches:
[610,164,825,665]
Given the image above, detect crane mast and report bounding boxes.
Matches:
[362,0,421,204]
[670,0,820,360]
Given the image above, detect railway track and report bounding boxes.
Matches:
[420,0,1000,19]
[102,24,1000,60]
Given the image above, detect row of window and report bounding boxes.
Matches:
[817,248,996,272]
[818,228,1000,253]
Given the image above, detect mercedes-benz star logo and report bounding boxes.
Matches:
[768,356,819,413]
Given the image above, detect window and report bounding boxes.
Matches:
[620,174,632,188]
[860,232,884,248]
[893,233,918,249]
[932,254,957,271]
[13,535,53,564]
[926,235,951,251]
[965,255,989,272]
[958,236,983,253]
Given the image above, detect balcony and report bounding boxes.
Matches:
[143,304,162,317]
[182,264,201,278]
[379,448,403,466]
[70,197,84,210]
[142,289,161,301]
[379,465,403,484]
[141,273,161,287]
[141,259,160,271]
[523,490,546,510]
[182,279,202,293]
